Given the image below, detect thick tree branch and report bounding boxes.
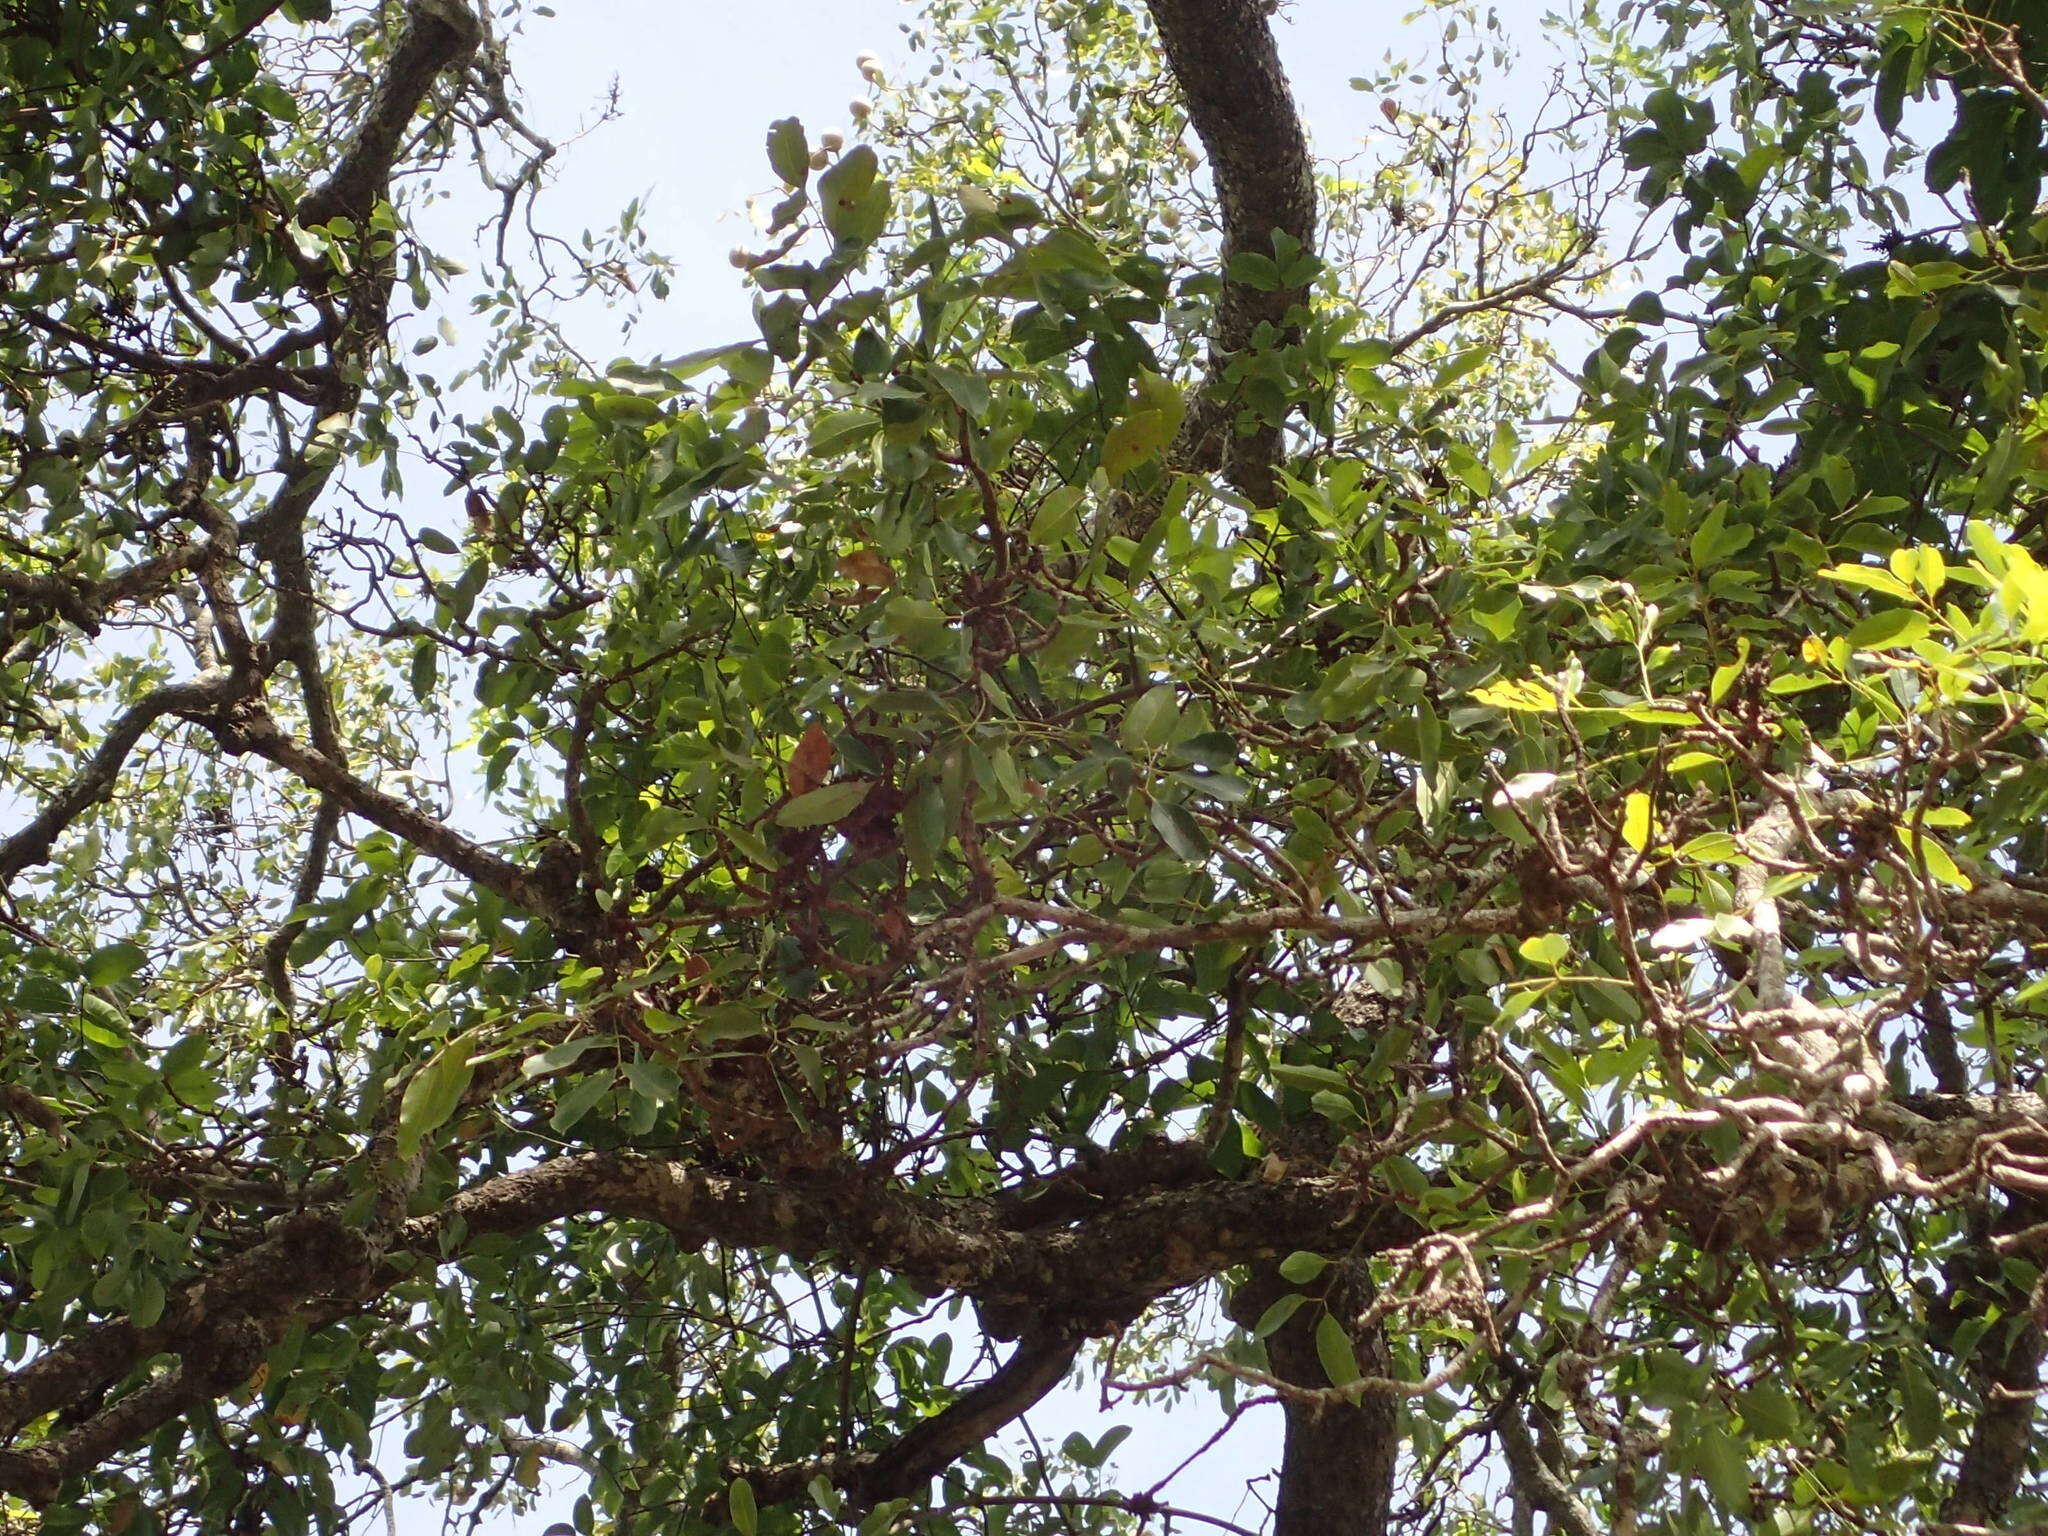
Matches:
[295,0,484,230]
[206,705,561,920]
[1942,1196,2048,1528]
[0,1150,1382,1500]
[1228,1254,1397,1536]
[1497,1399,1601,1536]
[1143,0,1316,505]
[7,1081,2048,1503]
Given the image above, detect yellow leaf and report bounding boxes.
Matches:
[1101,409,1174,481]
[1473,678,1560,712]
[1917,545,1946,597]
[1622,792,1652,852]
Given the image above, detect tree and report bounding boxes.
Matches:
[7,0,2048,1530]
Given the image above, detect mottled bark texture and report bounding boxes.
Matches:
[1143,0,1317,507]
[1941,1196,2047,1526]
[1230,1256,1398,1536]
[295,0,483,230]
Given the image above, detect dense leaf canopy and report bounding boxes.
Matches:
[8,1,2048,1534]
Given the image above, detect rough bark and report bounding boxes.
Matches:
[295,0,483,230]
[1230,1255,1398,1536]
[1943,1320,2045,1529]
[1941,1196,2048,1527]
[1498,1400,1600,1536]
[5,1064,2048,1500]
[1143,0,1317,506]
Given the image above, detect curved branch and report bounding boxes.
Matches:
[207,705,560,921]
[736,1327,1084,1511]
[296,0,484,230]
[1497,1399,1600,1536]
[7,1081,2048,1505]
[0,668,252,885]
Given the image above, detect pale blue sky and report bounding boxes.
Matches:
[381,2,1575,1531]
[491,0,1579,351]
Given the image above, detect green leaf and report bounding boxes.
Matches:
[1895,826,1972,890]
[693,1004,766,1042]
[77,994,130,1050]
[765,117,809,189]
[1677,832,1741,863]
[1277,1251,1329,1284]
[777,780,874,828]
[1253,1292,1308,1338]
[1226,251,1281,290]
[521,1036,609,1079]
[129,1273,165,1330]
[1147,798,1209,860]
[884,596,954,656]
[396,1036,478,1157]
[1739,1383,1800,1440]
[928,364,990,418]
[1315,1313,1362,1388]
[83,943,147,988]
[1272,1063,1351,1094]
[1030,485,1087,546]
[549,1069,617,1135]
[1101,411,1173,481]
[818,145,888,241]
[1819,562,1918,602]
[1120,684,1181,752]
[1693,1426,1751,1512]
[730,1476,759,1536]
[1846,609,1930,649]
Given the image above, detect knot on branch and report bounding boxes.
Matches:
[199,699,278,757]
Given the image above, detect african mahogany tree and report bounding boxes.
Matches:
[6,1,2048,1534]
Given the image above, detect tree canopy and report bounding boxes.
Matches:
[8,0,2048,1533]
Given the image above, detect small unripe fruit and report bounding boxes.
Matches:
[849,97,872,122]
[809,148,830,170]
[820,129,845,152]
[728,246,752,269]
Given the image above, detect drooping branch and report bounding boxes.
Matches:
[1143,0,1317,505]
[734,1326,1084,1512]
[0,669,254,886]
[204,704,567,923]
